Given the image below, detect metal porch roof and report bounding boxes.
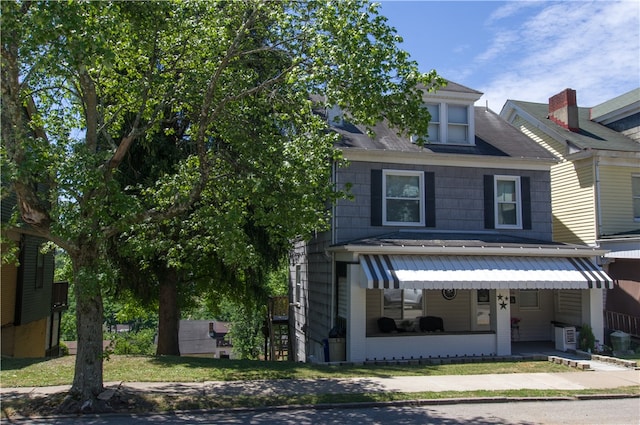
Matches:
[360,254,613,290]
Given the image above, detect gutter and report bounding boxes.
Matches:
[328,244,608,257]
[340,148,556,171]
[595,158,603,240]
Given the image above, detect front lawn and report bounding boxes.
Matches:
[0,355,573,388]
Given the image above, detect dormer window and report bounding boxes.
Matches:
[426,104,440,143]
[447,104,469,143]
[422,103,474,145]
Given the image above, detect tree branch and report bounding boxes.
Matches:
[77,65,99,153]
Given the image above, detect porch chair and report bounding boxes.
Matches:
[419,316,444,332]
[377,317,404,333]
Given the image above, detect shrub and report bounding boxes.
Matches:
[59,342,69,356]
[579,324,595,352]
[107,329,156,355]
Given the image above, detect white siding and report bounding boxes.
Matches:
[598,164,640,235]
[551,159,596,244]
[510,289,555,341]
[513,117,597,244]
[425,290,472,331]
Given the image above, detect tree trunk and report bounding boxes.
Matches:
[156,267,181,356]
[65,247,105,412]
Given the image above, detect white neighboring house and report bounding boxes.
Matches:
[178,320,233,358]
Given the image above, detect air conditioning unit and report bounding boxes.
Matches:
[554,326,576,351]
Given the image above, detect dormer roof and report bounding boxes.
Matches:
[328,106,554,160]
[419,80,483,103]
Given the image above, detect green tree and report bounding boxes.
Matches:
[1,0,442,411]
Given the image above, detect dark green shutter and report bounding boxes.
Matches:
[483,175,495,229]
[371,169,382,226]
[425,172,436,227]
[521,176,531,230]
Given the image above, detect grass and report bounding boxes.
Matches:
[0,355,575,387]
[1,355,638,418]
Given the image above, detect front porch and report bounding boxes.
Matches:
[365,331,496,360]
[339,259,610,363]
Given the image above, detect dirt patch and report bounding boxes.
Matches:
[2,388,161,419]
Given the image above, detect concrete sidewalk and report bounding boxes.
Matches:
[2,370,638,400]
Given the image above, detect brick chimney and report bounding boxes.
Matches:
[548,88,579,132]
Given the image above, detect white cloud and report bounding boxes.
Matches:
[476,1,640,112]
[486,1,539,25]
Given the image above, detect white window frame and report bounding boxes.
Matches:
[632,174,640,222]
[446,104,470,144]
[421,102,474,145]
[382,169,425,226]
[426,103,440,143]
[494,175,522,229]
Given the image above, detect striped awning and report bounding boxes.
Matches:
[360,255,614,290]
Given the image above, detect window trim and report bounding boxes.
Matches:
[446,104,469,144]
[295,265,301,305]
[382,169,425,226]
[421,102,474,145]
[494,175,523,229]
[426,103,440,143]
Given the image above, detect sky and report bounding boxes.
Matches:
[377,0,640,112]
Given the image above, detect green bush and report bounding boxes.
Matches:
[579,324,595,352]
[59,342,70,356]
[107,329,156,355]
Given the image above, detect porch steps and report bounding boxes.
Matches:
[548,356,592,370]
[548,350,638,371]
[270,322,289,361]
[266,296,290,361]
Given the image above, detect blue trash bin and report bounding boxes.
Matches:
[323,338,330,362]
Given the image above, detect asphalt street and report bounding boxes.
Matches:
[3,398,639,425]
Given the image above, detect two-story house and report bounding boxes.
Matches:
[500,88,640,340]
[290,81,613,363]
[1,192,68,357]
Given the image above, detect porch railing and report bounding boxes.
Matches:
[604,310,640,338]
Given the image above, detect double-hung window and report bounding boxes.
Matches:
[383,170,425,226]
[421,103,472,145]
[447,105,469,143]
[484,174,531,230]
[495,175,522,229]
[426,104,440,143]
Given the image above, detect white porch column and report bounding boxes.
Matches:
[494,289,512,355]
[346,263,367,362]
[582,289,605,345]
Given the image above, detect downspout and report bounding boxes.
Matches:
[331,160,337,245]
[594,156,602,244]
[593,155,611,345]
[331,159,338,345]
